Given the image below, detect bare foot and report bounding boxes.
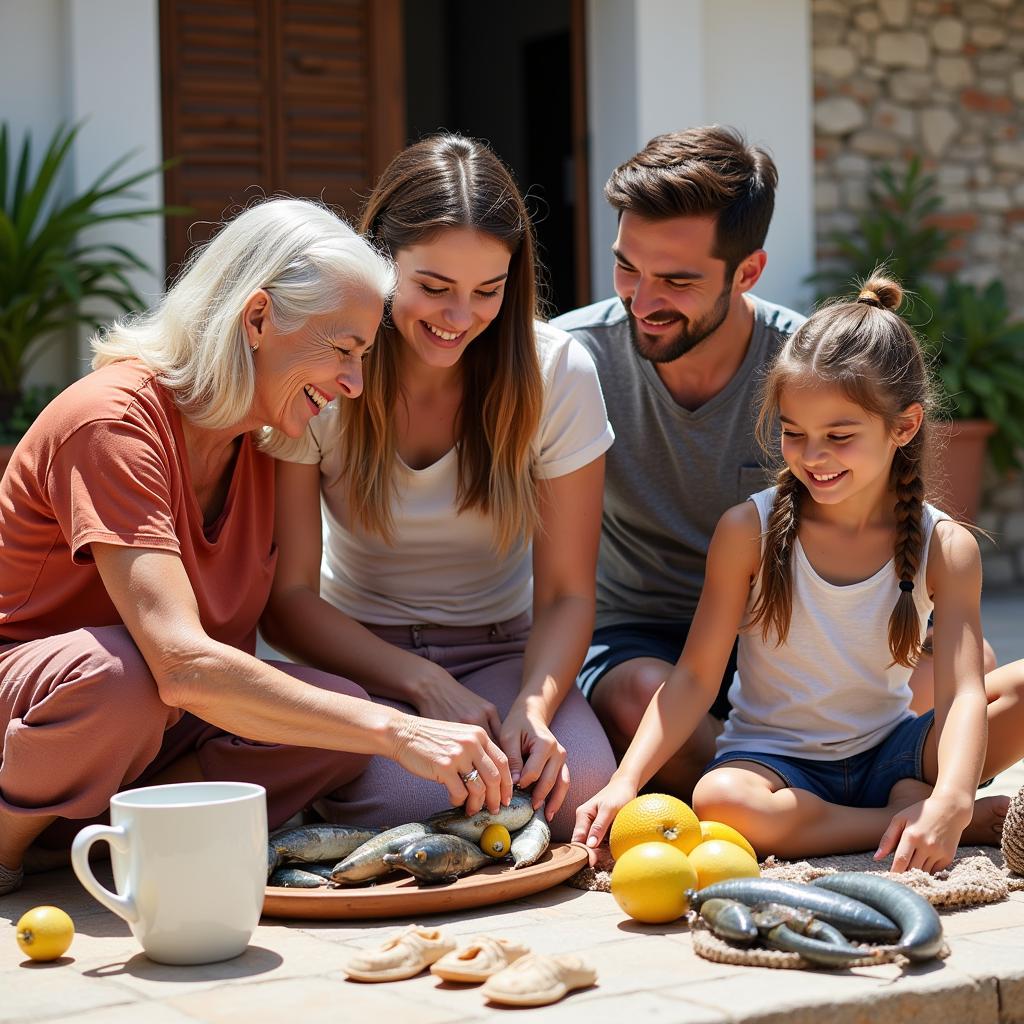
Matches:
[961,795,1010,847]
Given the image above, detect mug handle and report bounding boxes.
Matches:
[71,824,139,924]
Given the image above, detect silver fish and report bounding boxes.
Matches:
[425,788,534,842]
[510,810,550,869]
[268,864,334,888]
[267,823,381,879]
[330,822,432,884]
[383,833,491,884]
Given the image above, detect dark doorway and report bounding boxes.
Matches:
[402,1,588,315]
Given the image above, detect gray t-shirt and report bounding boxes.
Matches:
[552,295,805,628]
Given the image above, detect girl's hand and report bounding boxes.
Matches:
[413,664,502,740]
[572,776,638,855]
[389,714,512,816]
[875,794,973,874]
[499,708,569,819]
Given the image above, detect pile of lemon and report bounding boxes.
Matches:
[609,794,759,924]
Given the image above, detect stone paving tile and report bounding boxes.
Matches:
[0,965,137,1023]
[43,1004,200,1024]
[667,966,1002,1024]
[478,990,729,1023]
[167,975,465,1024]
[940,898,1024,936]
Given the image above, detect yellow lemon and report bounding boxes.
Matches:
[610,841,698,923]
[16,906,74,962]
[698,820,758,861]
[480,823,512,858]
[687,839,760,889]
[609,793,701,860]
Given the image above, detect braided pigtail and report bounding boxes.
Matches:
[889,441,926,667]
[749,468,803,646]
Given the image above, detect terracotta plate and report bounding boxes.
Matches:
[262,842,588,920]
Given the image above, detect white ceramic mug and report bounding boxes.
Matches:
[71,781,267,965]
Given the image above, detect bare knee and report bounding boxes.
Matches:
[692,769,753,822]
[592,662,669,745]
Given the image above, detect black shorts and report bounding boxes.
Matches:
[576,620,736,720]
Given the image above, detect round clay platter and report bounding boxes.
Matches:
[262,841,588,920]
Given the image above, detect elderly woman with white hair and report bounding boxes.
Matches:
[0,198,511,896]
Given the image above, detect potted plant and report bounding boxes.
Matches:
[0,122,177,475]
[810,158,1024,521]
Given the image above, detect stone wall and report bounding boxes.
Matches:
[812,0,1024,587]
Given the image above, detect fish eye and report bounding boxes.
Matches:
[415,850,427,861]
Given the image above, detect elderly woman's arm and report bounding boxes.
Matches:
[500,455,605,818]
[91,543,510,814]
[262,459,504,738]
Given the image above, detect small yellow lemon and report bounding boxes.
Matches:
[687,839,760,889]
[610,841,698,924]
[698,820,758,861]
[16,906,74,962]
[480,823,512,858]
[609,793,701,861]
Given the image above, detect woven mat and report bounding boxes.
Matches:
[567,844,1024,908]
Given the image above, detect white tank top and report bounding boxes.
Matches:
[716,486,949,760]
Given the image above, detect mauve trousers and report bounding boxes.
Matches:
[0,626,371,846]
[317,614,617,841]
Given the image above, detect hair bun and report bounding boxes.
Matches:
[857,274,903,311]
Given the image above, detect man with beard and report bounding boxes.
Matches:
[552,126,805,800]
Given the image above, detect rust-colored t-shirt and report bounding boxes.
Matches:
[0,360,276,652]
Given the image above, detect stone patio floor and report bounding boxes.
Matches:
[3,589,1023,1024]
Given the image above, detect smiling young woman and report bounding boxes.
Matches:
[262,135,618,838]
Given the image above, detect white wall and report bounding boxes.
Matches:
[0,0,163,387]
[586,0,814,314]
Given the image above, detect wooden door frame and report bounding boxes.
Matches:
[570,0,591,306]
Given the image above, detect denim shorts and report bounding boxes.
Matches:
[577,621,736,720]
[704,710,936,808]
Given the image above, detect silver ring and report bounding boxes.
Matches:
[460,768,481,785]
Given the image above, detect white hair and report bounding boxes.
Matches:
[92,197,396,429]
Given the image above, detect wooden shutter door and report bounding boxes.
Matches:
[159,0,404,277]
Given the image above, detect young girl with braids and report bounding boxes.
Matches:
[574,274,1024,872]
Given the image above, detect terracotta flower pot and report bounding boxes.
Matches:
[931,419,995,524]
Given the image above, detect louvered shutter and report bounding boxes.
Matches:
[159,0,403,277]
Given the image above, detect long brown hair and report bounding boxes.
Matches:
[750,273,936,668]
[343,134,543,553]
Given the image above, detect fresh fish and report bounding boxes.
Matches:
[266,823,381,879]
[698,898,758,944]
[751,902,850,946]
[687,878,900,941]
[268,864,333,888]
[510,810,550,869]
[383,833,491,884]
[425,788,535,842]
[812,872,943,962]
[330,822,432,884]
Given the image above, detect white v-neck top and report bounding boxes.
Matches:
[271,321,613,626]
[716,485,949,760]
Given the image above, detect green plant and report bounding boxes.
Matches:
[918,280,1024,472]
[810,157,1024,470]
[0,122,180,435]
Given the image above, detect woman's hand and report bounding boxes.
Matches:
[572,775,638,856]
[413,664,502,739]
[874,793,973,874]
[388,714,512,816]
[499,707,569,819]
